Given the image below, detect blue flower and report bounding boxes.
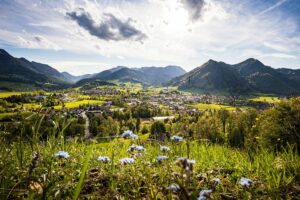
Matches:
[212,178,221,184]
[156,155,168,162]
[171,135,183,142]
[136,145,145,152]
[160,146,170,152]
[127,144,137,152]
[121,130,138,139]
[120,157,135,165]
[177,157,196,165]
[198,189,212,200]
[127,144,145,152]
[239,177,253,187]
[167,184,180,191]
[97,156,110,163]
[54,151,70,159]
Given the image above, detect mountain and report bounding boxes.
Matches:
[0,49,71,90]
[78,65,186,86]
[61,72,93,83]
[169,60,250,94]
[169,59,300,95]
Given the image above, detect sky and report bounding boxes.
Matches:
[0,0,300,75]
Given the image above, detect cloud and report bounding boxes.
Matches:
[181,0,206,21]
[66,9,147,42]
[257,0,289,16]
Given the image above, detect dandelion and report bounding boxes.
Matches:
[156,155,168,162]
[171,135,183,142]
[120,157,135,165]
[167,184,180,191]
[121,130,138,139]
[160,146,170,152]
[97,156,110,163]
[212,178,221,184]
[54,151,70,159]
[239,177,253,187]
[198,189,212,200]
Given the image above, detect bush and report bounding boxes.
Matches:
[259,98,300,152]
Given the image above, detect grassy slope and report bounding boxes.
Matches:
[0,138,298,199]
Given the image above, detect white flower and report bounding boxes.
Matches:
[97,156,110,163]
[212,178,221,184]
[167,184,180,191]
[54,151,70,159]
[121,130,138,139]
[198,189,212,200]
[239,177,253,187]
[160,146,170,152]
[171,135,183,142]
[156,155,168,162]
[120,157,135,165]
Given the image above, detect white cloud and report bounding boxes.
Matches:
[0,0,299,73]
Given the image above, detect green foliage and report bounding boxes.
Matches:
[258,98,300,152]
[150,121,166,140]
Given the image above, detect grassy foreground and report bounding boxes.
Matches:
[0,136,299,199]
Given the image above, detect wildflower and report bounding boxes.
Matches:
[198,189,213,200]
[128,144,137,152]
[167,184,180,191]
[212,178,221,184]
[156,155,168,162]
[121,130,138,139]
[239,177,253,187]
[97,156,110,163]
[120,157,135,165]
[145,161,151,166]
[177,157,196,170]
[54,151,70,159]
[136,145,145,152]
[127,144,145,152]
[171,135,183,142]
[160,146,170,152]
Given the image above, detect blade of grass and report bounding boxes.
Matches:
[73,145,93,200]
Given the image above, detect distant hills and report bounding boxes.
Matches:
[169,58,300,95]
[78,65,186,86]
[0,49,71,89]
[0,48,299,94]
[0,49,185,90]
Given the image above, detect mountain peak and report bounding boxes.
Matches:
[0,49,11,58]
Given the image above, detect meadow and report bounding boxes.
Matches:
[0,133,298,199]
[190,103,237,111]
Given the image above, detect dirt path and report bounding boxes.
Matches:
[81,111,91,139]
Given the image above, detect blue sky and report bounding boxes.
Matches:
[0,0,299,75]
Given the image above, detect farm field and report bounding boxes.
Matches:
[248,96,281,103]
[54,100,104,109]
[190,103,237,111]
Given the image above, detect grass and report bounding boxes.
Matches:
[0,136,298,199]
[249,96,281,103]
[191,103,237,111]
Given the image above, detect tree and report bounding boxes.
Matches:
[150,121,166,140]
[259,98,300,152]
[218,109,229,134]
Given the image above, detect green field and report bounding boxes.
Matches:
[191,103,237,110]
[54,99,104,109]
[0,92,27,98]
[249,96,281,103]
